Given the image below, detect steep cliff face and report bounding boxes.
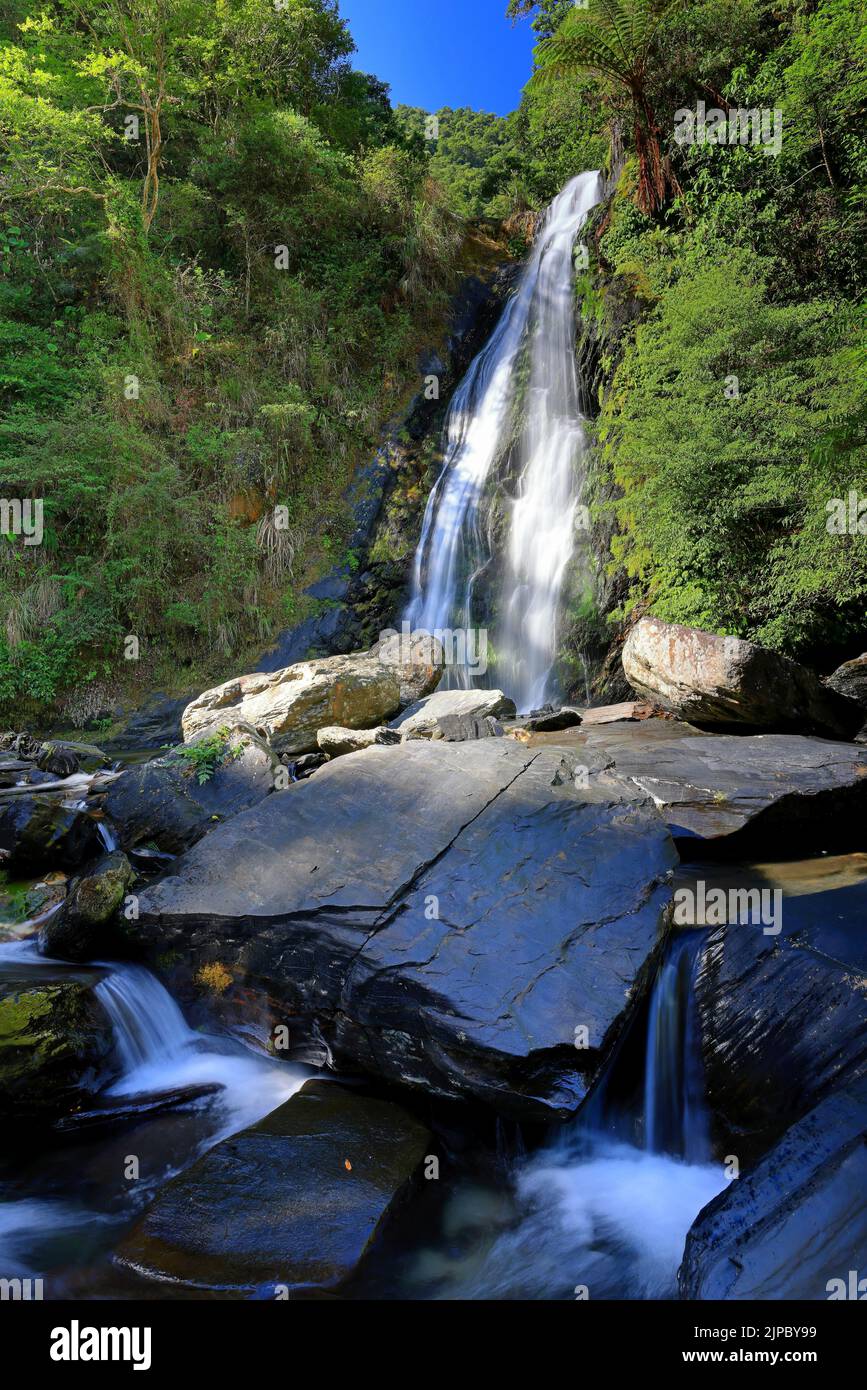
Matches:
[255,242,519,673]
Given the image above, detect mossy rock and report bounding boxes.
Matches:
[0,975,116,1119]
[40,852,136,962]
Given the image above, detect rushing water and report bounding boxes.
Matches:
[389,931,726,1300]
[644,932,711,1163]
[405,171,603,712]
[0,942,308,1285]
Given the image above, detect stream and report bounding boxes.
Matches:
[1,823,863,1298]
[2,925,719,1299]
[0,941,309,1288]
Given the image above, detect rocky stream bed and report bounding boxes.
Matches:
[1,619,866,1301]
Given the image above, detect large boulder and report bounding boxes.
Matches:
[115,1080,431,1293]
[369,630,445,707]
[182,653,402,756]
[0,969,116,1119]
[0,797,101,872]
[622,618,861,738]
[389,688,516,741]
[826,653,867,710]
[132,740,677,1120]
[586,722,867,853]
[694,880,867,1164]
[102,724,280,855]
[40,852,135,962]
[679,1077,867,1300]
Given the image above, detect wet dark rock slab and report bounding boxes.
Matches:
[134,740,677,1119]
[256,603,360,674]
[680,1076,867,1300]
[586,725,867,853]
[103,729,278,855]
[0,797,102,871]
[107,694,190,753]
[115,1080,431,1293]
[695,880,867,1164]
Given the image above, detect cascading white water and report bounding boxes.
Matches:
[91,959,306,1133]
[644,932,711,1162]
[405,171,603,712]
[411,932,725,1299]
[0,942,309,1277]
[94,963,195,1074]
[96,820,119,853]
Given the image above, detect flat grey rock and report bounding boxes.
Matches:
[135,740,676,1119]
[586,726,867,851]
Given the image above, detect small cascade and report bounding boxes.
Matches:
[95,819,119,853]
[410,931,725,1300]
[643,931,711,1162]
[0,941,308,1126]
[0,941,309,1280]
[90,960,308,1132]
[94,963,196,1073]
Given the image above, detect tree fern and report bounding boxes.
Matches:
[533,0,687,212]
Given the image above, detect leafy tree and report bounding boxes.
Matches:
[506,0,574,39]
[0,0,461,721]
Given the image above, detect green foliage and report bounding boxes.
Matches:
[598,248,867,656]
[506,0,574,39]
[395,95,606,218]
[395,106,520,218]
[172,727,240,784]
[1,0,865,720]
[0,0,462,720]
[533,0,689,213]
[501,0,867,665]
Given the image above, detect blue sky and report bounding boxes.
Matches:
[338,0,537,117]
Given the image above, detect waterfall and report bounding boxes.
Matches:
[643,932,711,1162]
[414,933,724,1299]
[94,962,196,1073]
[405,171,603,712]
